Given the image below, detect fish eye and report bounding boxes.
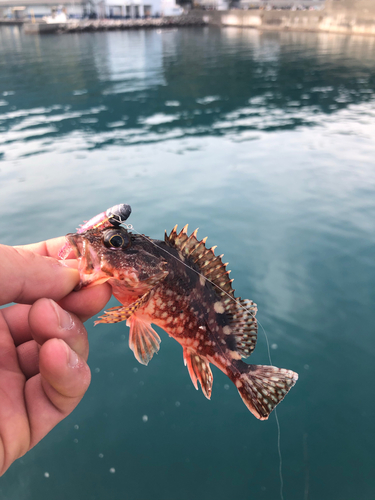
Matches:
[109,235,124,248]
[103,229,131,250]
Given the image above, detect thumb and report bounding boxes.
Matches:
[0,244,79,306]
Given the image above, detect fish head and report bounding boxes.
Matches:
[66,226,168,293]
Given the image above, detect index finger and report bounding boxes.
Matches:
[0,244,79,306]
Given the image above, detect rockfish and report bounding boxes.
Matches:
[61,204,298,420]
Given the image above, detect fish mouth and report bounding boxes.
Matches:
[66,233,111,289]
[66,233,85,259]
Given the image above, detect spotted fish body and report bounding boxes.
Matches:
[64,215,298,420]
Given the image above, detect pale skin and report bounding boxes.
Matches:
[0,237,112,476]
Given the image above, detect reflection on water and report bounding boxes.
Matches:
[1,27,375,159]
[0,25,375,500]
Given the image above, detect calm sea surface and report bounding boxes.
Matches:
[0,25,375,500]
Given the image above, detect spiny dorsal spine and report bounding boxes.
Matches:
[165,225,236,301]
[165,225,258,357]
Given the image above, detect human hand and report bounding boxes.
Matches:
[0,237,112,476]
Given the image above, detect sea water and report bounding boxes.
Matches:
[0,25,374,500]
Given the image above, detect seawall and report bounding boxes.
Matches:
[202,8,375,37]
[23,15,207,34]
[17,3,375,37]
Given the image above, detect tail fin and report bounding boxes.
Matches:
[235,364,298,420]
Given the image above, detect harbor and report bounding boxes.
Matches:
[2,0,375,36]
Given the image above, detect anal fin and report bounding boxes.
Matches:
[128,316,161,366]
[95,291,151,325]
[183,348,213,400]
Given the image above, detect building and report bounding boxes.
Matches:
[102,0,183,18]
[0,0,94,18]
[0,0,182,19]
[194,0,324,11]
[193,0,229,11]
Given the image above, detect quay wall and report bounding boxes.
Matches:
[13,0,375,37]
[325,0,375,16]
[22,15,206,34]
[202,8,375,36]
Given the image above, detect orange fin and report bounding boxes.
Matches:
[236,365,298,420]
[183,348,213,399]
[128,316,161,366]
[95,291,151,325]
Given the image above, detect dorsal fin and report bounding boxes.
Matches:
[165,225,235,300]
[227,299,258,358]
[165,226,258,356]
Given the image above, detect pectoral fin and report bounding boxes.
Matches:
[94,291,151,325]
[128,316,161,365]
[183,348,213,399]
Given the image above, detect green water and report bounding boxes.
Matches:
[0,25,375,500]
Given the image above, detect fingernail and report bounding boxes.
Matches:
[50,300,74,330]
[64,342,79,368]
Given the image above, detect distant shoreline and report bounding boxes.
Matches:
[5,15,206,34]
[3,9,375,37]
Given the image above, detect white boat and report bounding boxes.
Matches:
[42,11,69,24]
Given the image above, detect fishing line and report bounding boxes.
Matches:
[126,223,286,500]
[259,303,284,500]
[275,409,284,500]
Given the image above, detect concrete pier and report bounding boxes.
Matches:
[203,1,375,37]
[17,1,375,37]
[22,15,207,34]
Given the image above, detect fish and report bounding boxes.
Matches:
[61,205,298,420]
